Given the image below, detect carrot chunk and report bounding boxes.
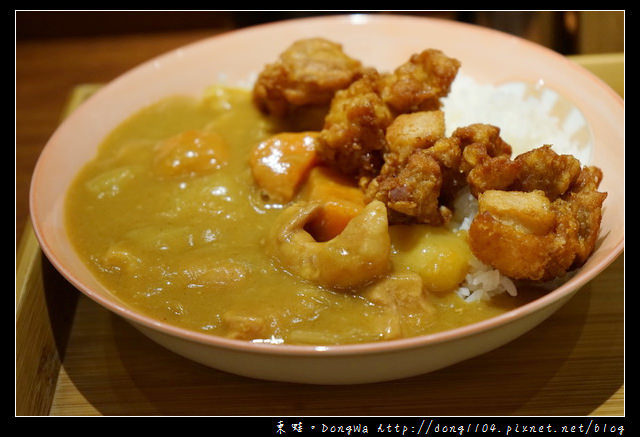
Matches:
[249,131,320,203]
[300,166,366,241]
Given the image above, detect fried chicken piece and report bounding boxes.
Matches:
[365,148,451,225]
[449,123,518,197]
[454,123,510,167]
[384,110,446,162]
[466,155,522,197]
[475,189,556,236]
[558,166,607,267]
[511,144,582,200]
[317,70,393,179]
[468,162,607,281]
[453,123,512,169]
[469,191,565,281]
[315,48,460,182]
[379,49,461,114]
[363,111,464,225]
[379,120,512,210]
[252,38,364,117]
[571,164,603,192]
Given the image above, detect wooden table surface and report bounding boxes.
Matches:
[16,25,624,418]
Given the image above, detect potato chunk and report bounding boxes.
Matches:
[100,242,142,274]
[362,273,434,339]
[389,224,471,293]
[179,258,250,289]
[85,166,138,199]
[153,129,229,178]
[222,311,266,340]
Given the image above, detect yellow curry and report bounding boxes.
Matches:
[65,86,528,345]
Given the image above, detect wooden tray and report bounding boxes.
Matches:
[16,55,624,417]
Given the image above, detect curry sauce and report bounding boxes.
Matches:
[65,86,524,345]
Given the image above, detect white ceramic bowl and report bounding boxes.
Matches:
[30,14,624,384]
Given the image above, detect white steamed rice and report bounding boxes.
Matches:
[447,187,519,302]
[442,72,593,302]
[442,72,593,165]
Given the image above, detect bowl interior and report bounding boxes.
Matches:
[29,13,624,356]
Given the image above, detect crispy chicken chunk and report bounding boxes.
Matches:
[363,111,462,225]
[315,49,461,182]
[510,144,583,200]
[468,156,607,281]
[317,70,393,179]
[365,148,451,225]
[469,191,564,281]
[451,123,518,196]
[384,110,446,161]
[453,123,512,162]
[252,38,364,118]
[557,165,606,267]
[379,49,461,114]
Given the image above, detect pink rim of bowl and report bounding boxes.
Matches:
[29,14,624,364]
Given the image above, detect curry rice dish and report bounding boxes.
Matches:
[65,38,606,345]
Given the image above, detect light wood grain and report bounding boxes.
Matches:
[16,222,78,415]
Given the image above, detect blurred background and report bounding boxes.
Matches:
[15,11,624,246]
[16,10,624,54]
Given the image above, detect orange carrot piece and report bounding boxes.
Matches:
[249,131,320,203]
[300,166,366,241]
